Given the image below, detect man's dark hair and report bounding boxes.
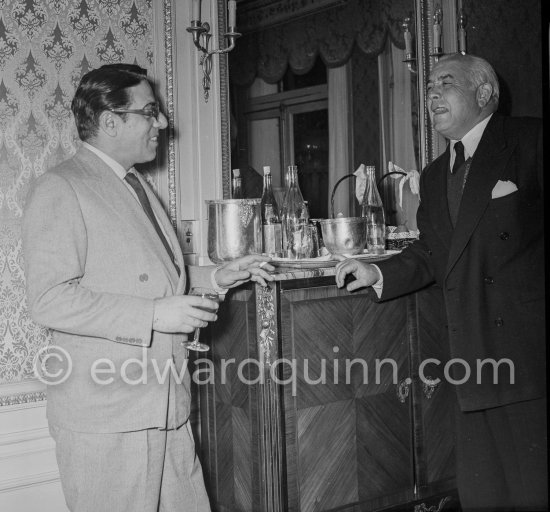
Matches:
[72,64,148,141]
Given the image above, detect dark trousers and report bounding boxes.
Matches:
[455,397,547,511]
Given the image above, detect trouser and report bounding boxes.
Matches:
[50,421,211,512]
[455,397,547,511]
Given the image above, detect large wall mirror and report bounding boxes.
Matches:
[220,0,543,228]
[222,0,430,231]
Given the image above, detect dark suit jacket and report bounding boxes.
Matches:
[376,114,544,412]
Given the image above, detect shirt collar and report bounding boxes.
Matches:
[451,113,493,160]
[82,141,130,180]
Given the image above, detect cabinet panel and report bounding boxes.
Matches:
[199,288,258,512]
[198,279,456,512]
[280,285,413,511]
[410,285,456,496]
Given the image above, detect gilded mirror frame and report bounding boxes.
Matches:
[218,0,232,199]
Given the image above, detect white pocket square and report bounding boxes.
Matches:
[491,180,518,199]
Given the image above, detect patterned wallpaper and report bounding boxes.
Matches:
[0,0,155,387]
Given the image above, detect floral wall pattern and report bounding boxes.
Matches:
[0,0,155,387]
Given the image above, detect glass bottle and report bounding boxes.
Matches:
[280,167,291,254]
[231,168,243,199]
[361,165,386,254]
[281,165,309,259]
[260,166,283,257]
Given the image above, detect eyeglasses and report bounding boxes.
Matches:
[110,103,160,120]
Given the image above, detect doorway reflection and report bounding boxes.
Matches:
[293,108,328,219]
[231,57,328,218]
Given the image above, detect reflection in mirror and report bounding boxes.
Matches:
[228,0,420,231]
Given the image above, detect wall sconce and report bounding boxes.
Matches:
[457,8,468,54]
[187,0,241,102]
[430,5,444,59]
[401,17,417,74]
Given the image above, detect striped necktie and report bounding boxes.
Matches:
[447,141,470,227]
[124,172,179,275]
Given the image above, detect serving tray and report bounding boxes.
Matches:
[269,250,401,268]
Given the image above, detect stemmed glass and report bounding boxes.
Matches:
[182,287,219,352]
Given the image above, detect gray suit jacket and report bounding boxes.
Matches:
[23,146,213,432]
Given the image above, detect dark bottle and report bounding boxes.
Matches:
[361,165,386,254]
[231,168,243,199]
[260,166,283,257]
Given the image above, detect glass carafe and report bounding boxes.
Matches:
[281,165,309,259]
[361,165,386,254]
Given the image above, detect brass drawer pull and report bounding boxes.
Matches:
[397,378,412,403]
[422,376,440,399]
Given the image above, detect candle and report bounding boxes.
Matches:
[433,22,441,50]
[192,0,201,22]
[404,30,412,55]
[458,28,466,53]
[458,10,467,54]
[228,0,236,29]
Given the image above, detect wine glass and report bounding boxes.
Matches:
[182,287,220,352]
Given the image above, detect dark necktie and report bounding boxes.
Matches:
[447,141,469,227]
[451,141,465,174]
[124,172,179,274]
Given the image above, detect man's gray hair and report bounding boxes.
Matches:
[438,53,500,109]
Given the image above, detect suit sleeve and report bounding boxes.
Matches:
[22,172,155,347]
[536,119,543,193]
[375,168,436,300]
[186,264,225,294]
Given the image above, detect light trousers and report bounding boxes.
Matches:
[50,422,211,512]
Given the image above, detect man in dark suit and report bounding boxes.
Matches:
[335,53,545,510]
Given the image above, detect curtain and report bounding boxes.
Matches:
[378,41,419,230]
[328,64,352,217]
[229,0,411,87]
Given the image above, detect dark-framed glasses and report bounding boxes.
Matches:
[110,103,160,120]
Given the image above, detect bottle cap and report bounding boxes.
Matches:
[263,166,271,175]
[232,168,240,178]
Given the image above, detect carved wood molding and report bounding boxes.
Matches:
[238,0,345,33]
[0,380,47,408]
[162,0,178,228]
[256,284,278,367]
[255,283,285,510]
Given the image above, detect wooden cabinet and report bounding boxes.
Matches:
[197,276,457,511]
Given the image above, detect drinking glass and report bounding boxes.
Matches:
[182,287,219,352]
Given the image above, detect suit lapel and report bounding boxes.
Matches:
[445,115,514,278]
[137,172,185,287]
[426,151,454,249]
[73,148,181,288]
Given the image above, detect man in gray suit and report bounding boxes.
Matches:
[22,64,273,512]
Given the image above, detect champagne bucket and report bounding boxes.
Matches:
[319,217,367,255]
[206,199,262,264]
[319,173,367,255]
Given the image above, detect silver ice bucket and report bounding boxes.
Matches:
[206,199,262,264]
[319,217,368,255]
